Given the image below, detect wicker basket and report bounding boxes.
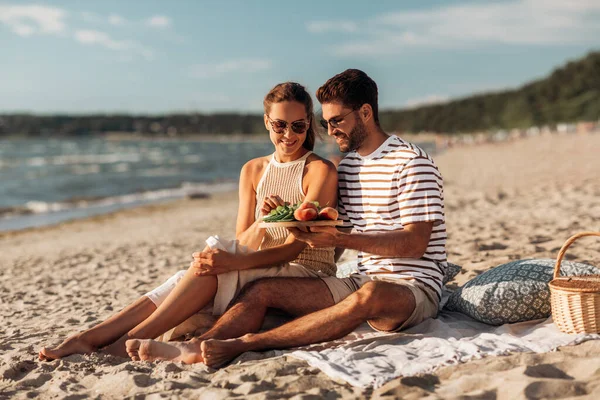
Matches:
[549,232,600,334]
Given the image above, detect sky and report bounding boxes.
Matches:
[1,0,599,114]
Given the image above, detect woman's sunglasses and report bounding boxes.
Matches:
[267,116,310,134]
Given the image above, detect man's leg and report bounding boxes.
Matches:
[125,277,334,363]
[201,281,415,368]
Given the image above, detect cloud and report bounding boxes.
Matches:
[74,30,154,60]
[81,12,172,29]
[108,14,127,26]
[189,59,273,79]
[146,15,171,28]
[1,5,172,60]
[306,20,358,34]
[404,94,450,108]
[308,0,600,57]
[0,4,67,37]
[80,11,128,26]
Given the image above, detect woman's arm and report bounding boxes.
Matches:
[234,160,266,251]
[238,155,337,252]
[235,234,306,270]
[193,157,340,276]
[302,156,338,209]
[243,156,339,267]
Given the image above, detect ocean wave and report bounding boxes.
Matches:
[138,167,181,177]
[0,181,238,218]
[25,153,143,167]
[70,164,102,175]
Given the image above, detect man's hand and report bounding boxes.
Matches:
[287,226,340,248]
[191,249,243,276]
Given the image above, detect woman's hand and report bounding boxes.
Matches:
[260,194,288,216]
[191,249,243,276]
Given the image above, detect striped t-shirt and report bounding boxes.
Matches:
[337,135,447,299]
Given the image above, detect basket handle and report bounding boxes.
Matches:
[554,231,600,279]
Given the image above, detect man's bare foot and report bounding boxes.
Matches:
[126,339,204,364]
[39,335,96,361]
[200,337,250,369]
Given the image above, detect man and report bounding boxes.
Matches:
[126,69,447,367]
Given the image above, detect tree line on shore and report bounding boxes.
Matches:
[1,51,598,137]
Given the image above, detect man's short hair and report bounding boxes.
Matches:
[316,69,380,126]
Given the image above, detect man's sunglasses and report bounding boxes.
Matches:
[267,116,310,134]
[320,109,356,130]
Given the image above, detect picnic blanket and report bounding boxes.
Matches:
[288,309,600,388]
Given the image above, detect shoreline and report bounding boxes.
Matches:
[0,182,238,233]
[0,191,237,239]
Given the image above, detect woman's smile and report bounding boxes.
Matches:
[280,138,298,147]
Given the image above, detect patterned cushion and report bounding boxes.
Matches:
[443,262,462,284]
[444,259,600,325]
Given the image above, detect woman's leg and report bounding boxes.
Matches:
[40,268,218,360]
[101,268,218,357]
[39,295,157,360]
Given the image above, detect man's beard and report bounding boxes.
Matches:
[337,118,368,153]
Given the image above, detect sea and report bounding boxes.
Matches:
[0,136,434,232]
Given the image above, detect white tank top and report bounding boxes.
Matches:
[255,151,336,276]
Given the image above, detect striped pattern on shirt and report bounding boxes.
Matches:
[337,135,447,299]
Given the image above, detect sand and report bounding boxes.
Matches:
[1,132,600,399]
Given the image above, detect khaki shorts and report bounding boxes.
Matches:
[146,262,327,315]
[321,274,440,332]
[145,263,327,341]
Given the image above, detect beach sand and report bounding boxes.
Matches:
[1,133,600,399]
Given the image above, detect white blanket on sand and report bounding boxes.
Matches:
[287,311,600,388]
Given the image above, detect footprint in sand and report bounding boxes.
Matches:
[477,242,509,251]
[133,374,159,388]
[15,373,52,389]
[233,381,277,396]
[524,364,574,380]
[399,374,440,391]
[524,380,587,399]
[2,360,37,381]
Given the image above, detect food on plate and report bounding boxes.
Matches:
[317,206,338,221]
[261,201,338,223]
[293,202,318,221]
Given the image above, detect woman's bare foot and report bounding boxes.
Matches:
[200,337,250,368]
[126,339,203,364]
[99,335,131,358]
[39,335,96,361]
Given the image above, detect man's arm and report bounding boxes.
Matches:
[332,227,351,261]
[337,222,433,258]
[289,221,433,259]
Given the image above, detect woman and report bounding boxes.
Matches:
[39,82,338,360]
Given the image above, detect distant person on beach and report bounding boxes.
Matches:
[125,69,447,367]
[39,82,339,360]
